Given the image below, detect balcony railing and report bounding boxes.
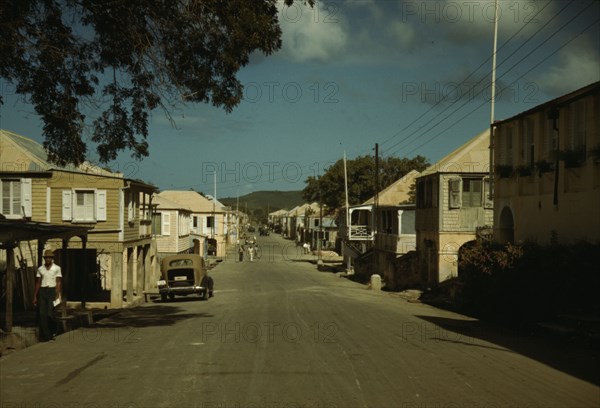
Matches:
[348,225,374,240]
[139,219,152,237]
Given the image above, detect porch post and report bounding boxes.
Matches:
[3,246,15,332]
[126,247,134,302]
[110,251,123,308]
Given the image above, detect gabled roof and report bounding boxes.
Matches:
[363,169,420,206]
[153,195,191,211]
[287,205,301,216]
[419,128,490,177]
[1,129,112,175]
[290,202,321,217]
[158,190,224,213]
[269,209,288,217]
[204,195,228,211]
[0,129,155,189]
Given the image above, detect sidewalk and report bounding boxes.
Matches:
[0,298,143,357]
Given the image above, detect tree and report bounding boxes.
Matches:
[0,0,313,166]
[302,155,430,211]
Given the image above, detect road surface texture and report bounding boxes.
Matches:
[1,234,599,408]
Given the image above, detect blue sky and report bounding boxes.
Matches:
[1,0,599,199]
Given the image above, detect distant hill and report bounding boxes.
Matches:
[220,190,304,216]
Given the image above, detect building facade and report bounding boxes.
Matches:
[493,82,600,245]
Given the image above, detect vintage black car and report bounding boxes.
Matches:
[157,254,213,301]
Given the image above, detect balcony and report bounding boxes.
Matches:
[347,225,374,241]
[139,219,152,238]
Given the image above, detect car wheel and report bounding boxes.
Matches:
[168,293,175,300]
[161,293,167,302]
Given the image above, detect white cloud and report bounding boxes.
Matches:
[387,20,417,49]
[423,0,558,45]
[277,0,348,62]
[535,38,600,95]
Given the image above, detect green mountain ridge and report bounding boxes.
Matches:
[219,190,304,216]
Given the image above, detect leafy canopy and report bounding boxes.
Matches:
[302,155,430,211]
[0,0,312,166]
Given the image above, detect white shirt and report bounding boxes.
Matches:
[36,263,62,287]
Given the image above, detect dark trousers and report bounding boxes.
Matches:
[37,287,57,341]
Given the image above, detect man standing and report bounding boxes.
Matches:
[33,250,62,342]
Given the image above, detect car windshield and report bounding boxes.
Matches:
[169,259,194,267]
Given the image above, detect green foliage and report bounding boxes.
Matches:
[455,241,600,326]
[302,155,430,211]
[0,0,310,166]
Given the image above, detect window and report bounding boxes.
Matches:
[522,118,534,166]
[544,110,558,160]
[74,190,95,221]
[500,126,514,165]
[570,100,587,151]
[449,178,461,209]
[62,189,106,222]
[152,212,162,235]
[462,178,482,208]
[152,212,174,236]
[1,179,21,217]
[0,178,32,218]
[127,190,139,223]
[416,177,438,209]
[482,177,493,209]
[179,213,190,236]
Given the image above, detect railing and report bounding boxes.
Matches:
[139,219,152,237]
[348,225,374,240]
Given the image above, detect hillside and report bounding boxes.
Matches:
[219,190,304,215]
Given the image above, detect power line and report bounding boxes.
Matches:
[401,15,600,158]
[386,0,596,158]
[379,0,556,151]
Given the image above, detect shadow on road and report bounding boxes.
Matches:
[96,305,213,328]
[414,314,600,386]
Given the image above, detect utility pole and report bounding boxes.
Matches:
[318,174,323,266]
[343,151,351,273]
[489,0,499,205]
[374,143,379,276]
[212,172,216,239]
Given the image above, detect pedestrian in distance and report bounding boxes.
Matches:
[303,242,311,254]
[238,244,244,262]
[33,249,62,342]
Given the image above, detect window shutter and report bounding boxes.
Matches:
[482,177,493,209]
[128,192,134,222]
[96,190,107,221]
[162,212,171,236]
[21,178,32,217]
[62,190,72,221]
[449,178,461,209]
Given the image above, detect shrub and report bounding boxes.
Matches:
[455,241,600,326]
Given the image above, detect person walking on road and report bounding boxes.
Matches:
[238,244,244,262]
[33,250,62,342]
